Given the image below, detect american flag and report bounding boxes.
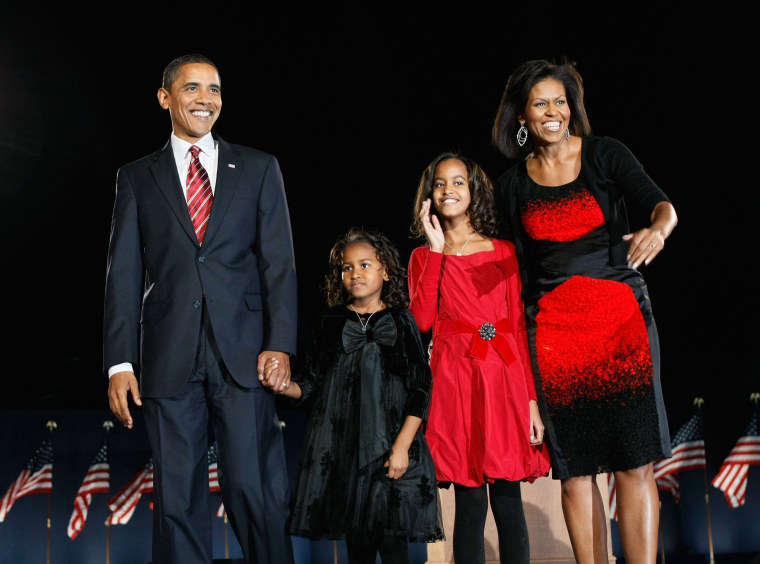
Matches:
[67,442,109,539]
[607,474,618,521]
[653,411,706,494]
[0,440,53,522]
[209,444,226,517]
[105,459,153,525]
[208,443,220,492]
[712,407,760,508]
[656,473,681,503]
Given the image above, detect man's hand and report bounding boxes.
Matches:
[108,371,141,429]
[257,351,291,394]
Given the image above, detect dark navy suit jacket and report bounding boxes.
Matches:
[103,133,298,397]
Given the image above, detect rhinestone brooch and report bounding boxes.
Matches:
[478,322,496,341]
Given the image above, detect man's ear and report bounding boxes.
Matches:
[157,88,170,110]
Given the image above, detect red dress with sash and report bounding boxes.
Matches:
[408,239,550,487]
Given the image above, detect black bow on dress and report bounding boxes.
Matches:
[342,315,397,468]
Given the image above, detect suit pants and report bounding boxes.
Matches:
[143,313,294,564]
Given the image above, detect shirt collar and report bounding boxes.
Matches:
[170,132,216,161]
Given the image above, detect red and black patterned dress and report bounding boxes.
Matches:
[495,136,672,479]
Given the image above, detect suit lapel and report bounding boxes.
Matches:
[150,141,199,244]
[202,135,241,245]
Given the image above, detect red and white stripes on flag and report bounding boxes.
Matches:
[209,443,226,517]
[67,442,109,539]
[105,460,153,525]
[208,443,220,492]
[0,440,53,522]
[104,444,220,526]
[607,474,618,521]
[656,473,681,503]
[712,408,760,508]
[653,412,706,483]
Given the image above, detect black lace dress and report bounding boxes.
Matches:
[288,305,444,546]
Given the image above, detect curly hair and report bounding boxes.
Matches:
[410,151,500,242]
[491,57,592,160]
[323,227,408,308]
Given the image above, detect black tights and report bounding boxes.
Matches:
[345,535,410,564]
[452,480,529,564]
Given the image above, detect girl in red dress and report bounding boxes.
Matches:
[408,152,550,564]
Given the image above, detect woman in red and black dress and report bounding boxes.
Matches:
[491,58,678,564]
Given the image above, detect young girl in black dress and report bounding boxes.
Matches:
[260,227,443,563]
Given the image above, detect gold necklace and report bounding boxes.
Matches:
[444,232,477,256]
[349,300,383,332]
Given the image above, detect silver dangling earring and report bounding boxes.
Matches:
[565,128,570,141]
[516,122,528,147]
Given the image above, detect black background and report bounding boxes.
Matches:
[1,4,754,465]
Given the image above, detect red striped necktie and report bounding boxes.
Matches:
[186,145,214,244]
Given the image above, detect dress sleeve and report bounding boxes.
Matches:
[396,310,433,421]
[291,312,326,404]
[500,240,538,400]
[407,246,443,333]
[598,136,671,214]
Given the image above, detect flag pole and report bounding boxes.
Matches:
[103,420,114,564]
[702,463,715,564]
[106,519,110,564]
[224,513,229,558]
[692,398,715,564]
[45,420,57,564]
[47,493,52,564]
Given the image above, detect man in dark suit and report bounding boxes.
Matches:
[104,53,297,564]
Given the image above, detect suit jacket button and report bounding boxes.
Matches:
[193,300,202,309]
[198,256,206,262]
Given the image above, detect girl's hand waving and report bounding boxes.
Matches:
[420,199,445,253]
